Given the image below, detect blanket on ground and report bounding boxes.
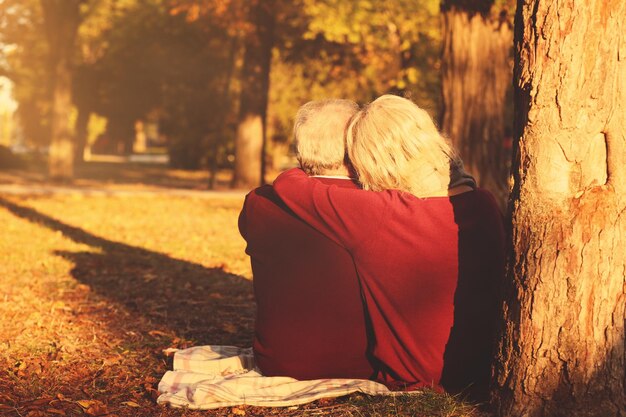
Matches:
[157,345,392,410]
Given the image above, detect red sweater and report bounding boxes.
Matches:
[274,168,505,394]
[238,178,375,380]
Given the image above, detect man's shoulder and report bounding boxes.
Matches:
[245,177,360,211]
[249,183,277,198]
[244,184,280,207]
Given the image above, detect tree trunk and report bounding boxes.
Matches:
[492,1,626,416]
[41,0,83,181]
[48,43,75,180]
[74,105,89,164]
[232,0,274,189]
[441,2,513,208]
[209,38,239,189]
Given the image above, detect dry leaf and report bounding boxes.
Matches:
[222,323,237,333]
[85,403,108,416]
[25,397,53,407]
[317,397,335,406]
[121,401,140,407]
[76,399,108,416]
[76,400,96,409]
[144,383,160,400]
[163,347,178,356]
[231,406,246,415]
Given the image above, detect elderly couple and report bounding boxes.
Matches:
[238,95,505,400]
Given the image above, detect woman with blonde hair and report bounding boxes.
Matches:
[273,95,505,399]
[346,94,474,197]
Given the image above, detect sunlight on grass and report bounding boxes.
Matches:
[10,194,252,278]
[0,193,482,417]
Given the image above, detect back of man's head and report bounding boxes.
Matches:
[293,99,359,176]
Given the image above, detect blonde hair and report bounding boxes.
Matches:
[346,95,460,197]
[294,99,359,175]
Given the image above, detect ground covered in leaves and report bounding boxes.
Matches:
[0,162,481,417]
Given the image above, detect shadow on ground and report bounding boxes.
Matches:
[0,196,255,346]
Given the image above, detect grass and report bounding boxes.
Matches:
[0,162,484,417]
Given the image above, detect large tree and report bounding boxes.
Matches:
[41,0,85,181]
[440,0,513,207]
[492,0,626,416]
[231,0,275,188]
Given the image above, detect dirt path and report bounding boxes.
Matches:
[0,183,248,198]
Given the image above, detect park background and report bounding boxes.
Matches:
[0,0,513,202]
[0,1,624,417]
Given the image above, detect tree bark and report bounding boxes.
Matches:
[209,38,239,189]
[41,0,83,181]
[74,105,90,163]
[441,2,513,208]
[232,0,274,189]
[492,1,626,416]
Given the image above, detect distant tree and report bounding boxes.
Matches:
[492,0,626,416]
[86,1,165,155]
[170,0,444,182]
[1,0,120,164]
[300,0,441,110]
[40,0,85,181]
[72,65,97,163]
[0,0,52,150]
[72,0,127,163]
[165,3,240,172]
[264,0,443,174]
[440,0,513,206]
[72,0,232,168]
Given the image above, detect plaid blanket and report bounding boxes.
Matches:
[157,345,392,409]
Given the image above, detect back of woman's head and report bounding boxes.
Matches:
[346,95,457,197]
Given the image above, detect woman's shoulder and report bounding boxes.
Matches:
[448,187,504,218]
[452,187,499,202]
[472,188,503,210]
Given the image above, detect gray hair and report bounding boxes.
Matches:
[294,99,359,176]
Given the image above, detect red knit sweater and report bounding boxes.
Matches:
[239,178,375,380]
[274,168,505,394]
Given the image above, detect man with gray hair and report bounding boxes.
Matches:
[238,99,374,380]
[293,99,358,176]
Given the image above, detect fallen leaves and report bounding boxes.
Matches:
[231,406,247,415]
[222,323,238,334]
[77,399,109,416]
[0,193,257,416]
[143,376,160,401]
[147,330,170,338]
